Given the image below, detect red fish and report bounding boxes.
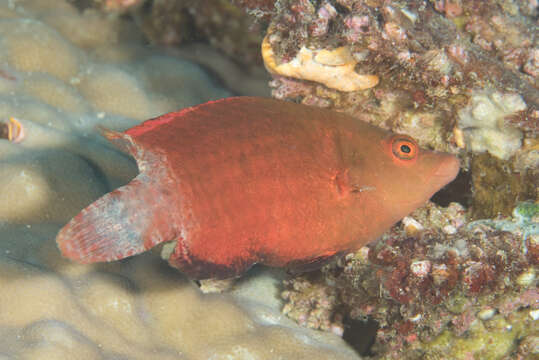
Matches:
[56,97,459,279]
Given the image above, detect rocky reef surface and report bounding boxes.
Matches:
[282,202,538,359]
[227,1,538,358]
[96,0,271,96]
[241,0,538,218]
[0,0,361,358]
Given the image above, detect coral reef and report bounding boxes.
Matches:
[469,201,539,254]
[282,202,538,359]
[282,273,344,336]
[0,0,359,358]
[456,0,538,84]
[93,0,272,96]
[239,0,538,216]
[457,90,527,160]
[0,230,361,359]
[244,2,538,357]
[133,0,265,67]
[470,153,538,219]
[169,42,272,97]
[0,0,232,224]
[1,0,534,358]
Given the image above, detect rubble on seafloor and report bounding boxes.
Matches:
[282,202,538,359]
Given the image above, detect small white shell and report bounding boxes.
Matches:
[477,308,496,321]
[410,260,431,278]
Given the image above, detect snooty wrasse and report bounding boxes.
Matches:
[56,97,459,279]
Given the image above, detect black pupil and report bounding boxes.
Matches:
[400,144,411,153]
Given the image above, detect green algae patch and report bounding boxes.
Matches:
[470,153,537,219]
[424,310,534,360]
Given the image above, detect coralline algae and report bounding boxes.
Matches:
[229,10,537,357]
[282,201,538,359]
[237,0,538,217]
[468,201,539,254]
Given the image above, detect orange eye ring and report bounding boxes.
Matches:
[390,135,418,161]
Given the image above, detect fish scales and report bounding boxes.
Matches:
[57,97,459,279]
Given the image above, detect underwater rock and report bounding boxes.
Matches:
[456,89,527,160]
[239,1,537,205]
[470,153,538,219]
[281,201,538,359]
[133,0,265,67]
[262,33,379,91]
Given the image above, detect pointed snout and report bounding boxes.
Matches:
[432,154,460,188]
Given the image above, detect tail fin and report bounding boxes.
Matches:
[56,132,180,264]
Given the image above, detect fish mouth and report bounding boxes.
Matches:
[432,154,460,188]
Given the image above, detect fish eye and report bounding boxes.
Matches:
[391,135,418,160]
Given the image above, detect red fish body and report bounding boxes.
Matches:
[57,97,459,279]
